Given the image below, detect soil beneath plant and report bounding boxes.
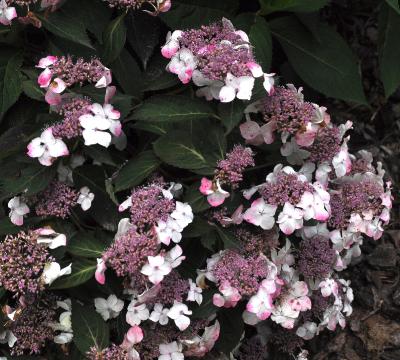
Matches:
[303,1,400,359]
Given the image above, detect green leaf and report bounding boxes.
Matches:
[133,95,216,123]
[214,225,241,250]
[183,182,210,213]
[0,164,56,196]
[73,165,119,231]
[215,307,244,354]
[259,0,328,14]
[132,121,174,135]
[126,12,161,69]
[0,124,37,161]
[154,130,209,169]
[379,4,400,97]
[114,151,161,192]
[67,232,108,258]
[153,121,225,171]
[143,55,180,91]
[192,289,217,319]
[0,216,42,236]
[270,16,367,104]
[386,0,400,15]
[72,301,109,354]
[0,50,22,118]
[64,0,112,43]
[22,79,43,101]
[84,145,117,167]
[102,14,127,64]
[110,49,143,97]
[160,0,239,28]
[51,258,97,289]
[37,11,94,49]
[249,16,273,70]
[218,100,246,134]
[183,217,212,237]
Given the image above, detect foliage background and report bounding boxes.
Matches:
[0,0,400,358]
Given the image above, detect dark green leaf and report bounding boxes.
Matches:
[153,121,225,170]
[0,50,22,118]
[0,216,42,236]
[214,225,241,249]
[260,0,328,14]
[37,11,94,49]
[161,0,239,28]
[154,130,209,169]
[215,307,244,354]
[133,95,216,123]
[379,4,400,97]
[249,16,273,70]
[114,151,161,192]
[192,289,218,319]
[270,16,367,104]
[0,124,37,161]
[143,55,180,91]
[64,0,112,43]
[200,230,218,251]
[183,182,210,213]
[386,0,400,15]
[72,301,109,354]
[218,101,245,134]
[110,49,143,97]
[0,164,56,196]
[132,121,174,135]
[84,145,117,167]
[51,258,96,289]
[125,12,161,69]
[22,80,43,101]
[67,232,109,258]
[102,14,127,64]
[183,217,212,237]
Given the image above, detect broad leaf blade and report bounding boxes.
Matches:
[102,14,127,64]
[51,258,97,289]
[67,232,109,258]
[37,11,94,49]
[270,16,367,104]
[260,0,328,14]
[72,301,110,354]
[379,4,400,97]
[132,95,216,123]
[114,150,161,192]
[0,50,23,119]
[160,0,239,28]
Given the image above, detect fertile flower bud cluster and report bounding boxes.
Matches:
[200,145,255,206]
[36,55,111,105]
[26,55,124,168]
[0,0,169,27]
[161,19,275,103]
[104,0,171,13]
[89,179,222,358]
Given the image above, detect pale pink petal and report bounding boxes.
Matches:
[38,68,52,88]
[246,62,263,78]
[126,326,143,345]
[199,178,213,195]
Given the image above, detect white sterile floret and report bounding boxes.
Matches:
[95,294,124,321]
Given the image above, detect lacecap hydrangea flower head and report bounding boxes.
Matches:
[193,83,392,358]
[161,18,275,103]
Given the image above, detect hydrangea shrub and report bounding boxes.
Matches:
[0,0,397,359]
